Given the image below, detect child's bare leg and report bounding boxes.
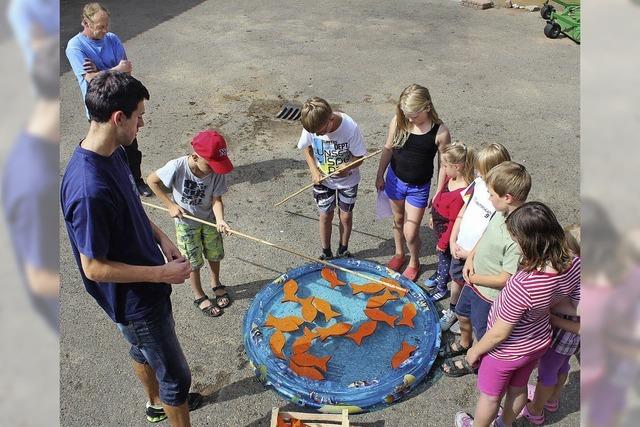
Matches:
[319,210,334,251]
[450,280,463,306]
[503,386,527,425]
[189,269,209,306]
[458,315,473,348]
[208,260,221,287]
[389,199,406,257]
[338,210,353,247]
[473,391,502,427]
[403,203,426,269]
[528,381,556,416]
[549,372,568,402]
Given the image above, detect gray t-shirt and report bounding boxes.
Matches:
[155,156,228,227]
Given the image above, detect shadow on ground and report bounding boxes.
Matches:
[228,158,307,187]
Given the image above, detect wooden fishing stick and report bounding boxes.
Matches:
[274,149,383,207]
[142,200,405,293]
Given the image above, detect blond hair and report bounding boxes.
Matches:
[82,2,109,22]
[443,143,475,184]
[392,84,442,148]
[564,224,581,256]
[485,161,531,202]
[300,97,332,133]
[476,143,511,178]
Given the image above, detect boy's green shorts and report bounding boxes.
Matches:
[175,222,224,269]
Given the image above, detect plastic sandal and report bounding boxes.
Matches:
[442,356,475,377]
[386,255,406,271]
[402,266,419,282]
[522,403,545,425]
[193,296,223,317]
[527,383,559,412]
[212,285,232,309]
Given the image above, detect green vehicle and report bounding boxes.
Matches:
[541,0,580,43]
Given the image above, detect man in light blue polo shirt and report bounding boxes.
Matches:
[65,2,152,196]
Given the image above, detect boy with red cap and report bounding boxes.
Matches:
[147,130,234,318]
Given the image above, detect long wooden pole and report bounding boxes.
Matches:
[142,201,405,293]
[274,149,383,207]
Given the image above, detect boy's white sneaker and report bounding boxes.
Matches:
[439,309,458,331]
[450,320,461,334]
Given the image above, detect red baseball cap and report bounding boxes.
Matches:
[191,130,234,174]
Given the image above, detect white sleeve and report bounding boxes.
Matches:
[297,129,312,150]
[155,159,179,189]
[349,124,368,157]
[211,174,228,198]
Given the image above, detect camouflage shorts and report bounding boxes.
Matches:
[175,223,224,269]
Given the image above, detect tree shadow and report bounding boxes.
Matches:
[60,0,208,73]
[228,158,307,187]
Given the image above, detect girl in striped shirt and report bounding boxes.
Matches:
[455,202,581,427]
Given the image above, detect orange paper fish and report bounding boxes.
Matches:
[391,341,417,369]
[316,322,352,341]
[396,303,417,328]
[382,277,408,297]
[366,289,399,308]
[351,282,387,295]
[282,279,300,303]
[346,320,378,346]
[364,308,397,327]
[298,297,319,322]
[321,267,346,289]
[264,314,304,332]
[269,330,286,360]
[311,297,341,322]
[292,327,318,355]
[289,359,324,381]
[290,352,331,373]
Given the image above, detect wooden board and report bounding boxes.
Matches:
[270,407,350,427]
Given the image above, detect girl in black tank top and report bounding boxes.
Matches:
[390,123,440,185]
[375,84,451,283]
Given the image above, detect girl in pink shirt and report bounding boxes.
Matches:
[455,202,580,427]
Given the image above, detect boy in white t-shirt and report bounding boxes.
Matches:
[438,143,511,331]
[297,97,368,260]
[147,130,233,318]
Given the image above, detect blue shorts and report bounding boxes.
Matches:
[455,284,492,340]
[116,303,191,406]
[384,167,430,209]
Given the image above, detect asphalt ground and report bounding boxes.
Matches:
[59,1,580,425]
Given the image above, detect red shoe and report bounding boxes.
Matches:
[386,255,406,272]
[402,266,419,282]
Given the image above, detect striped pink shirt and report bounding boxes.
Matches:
[487,257,581,360]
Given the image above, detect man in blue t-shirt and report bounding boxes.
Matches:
[64,2,152,197]
[61,71,201,425]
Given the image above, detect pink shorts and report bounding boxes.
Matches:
[477,348,547,397]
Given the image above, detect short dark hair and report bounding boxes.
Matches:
[31,37,60,100]
[85,71,150,123]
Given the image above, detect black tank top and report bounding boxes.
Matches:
[390,123,440,185]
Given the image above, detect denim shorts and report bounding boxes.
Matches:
[384,166,430,209]
[449,256,465,285]
[116,303,191,406]
[455,284,492,340]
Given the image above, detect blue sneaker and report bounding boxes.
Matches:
[423,272,438,288]
[431,288,450,302]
